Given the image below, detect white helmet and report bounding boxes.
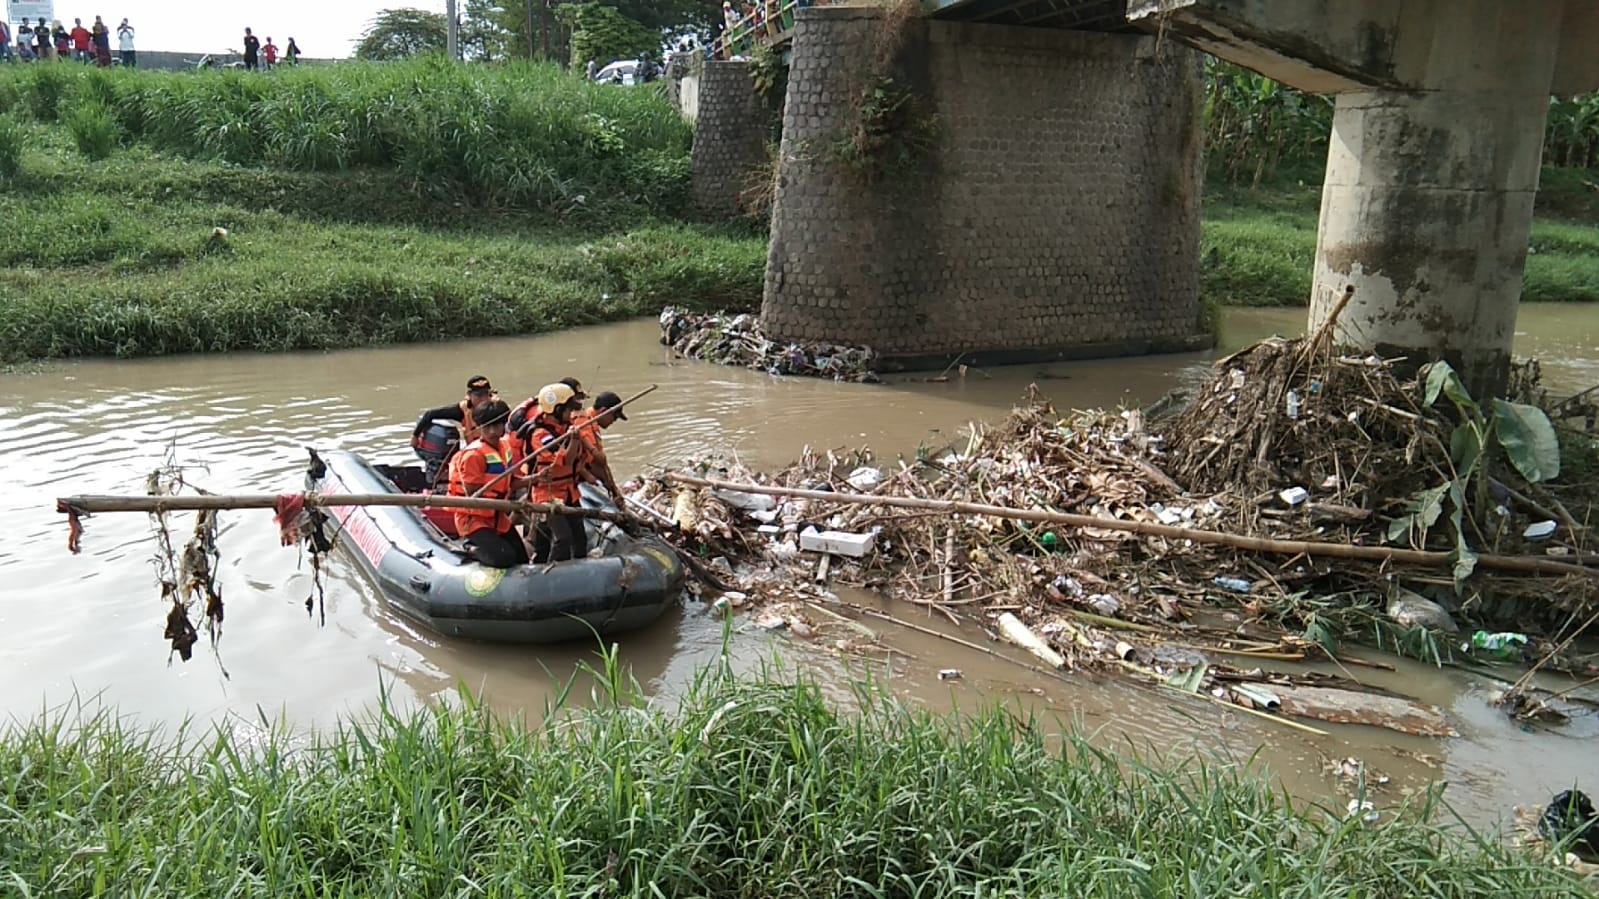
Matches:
[536,382,576,415]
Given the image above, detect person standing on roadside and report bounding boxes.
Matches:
[16,24,36,61]
[33,18,50,60]
[262,36,278,69]
[69,18,90,62]
[91,16,111,67]
[0,21,12,63]
[241,27,259,70]
[285,36,300,65]
[117,19,135,67]
[51,21,69,60]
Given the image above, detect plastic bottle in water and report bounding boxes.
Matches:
[1468,630,1528,659]
[1285,390,1302,420]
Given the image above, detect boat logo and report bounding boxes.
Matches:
[639,545,679,575]
[464,566,505,597]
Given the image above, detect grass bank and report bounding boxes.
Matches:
[2,659,1585,897]
[0,58,690,223]
[0,132,764,363]
[1202,165,1599,306]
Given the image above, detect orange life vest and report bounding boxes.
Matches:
[457,399,482,443]
[447,438,515,535]
[527,415,588,504]
[571,408,605,452]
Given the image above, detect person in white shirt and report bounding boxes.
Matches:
[116,18,134,67]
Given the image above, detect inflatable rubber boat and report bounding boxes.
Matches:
[308,449,683,643]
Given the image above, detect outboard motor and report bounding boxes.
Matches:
[414,420,461,487]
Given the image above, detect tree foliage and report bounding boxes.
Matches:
[560,3,659,68]
[460,0,516,59]
[355,8,449,61]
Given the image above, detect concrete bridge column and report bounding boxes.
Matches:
[690,61,774,219]
[1308,15,1563,393]
[763,7,1209,369]
[1129,0,1597,393]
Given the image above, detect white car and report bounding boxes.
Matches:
[594,59,639,86]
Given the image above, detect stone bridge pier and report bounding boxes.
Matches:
[756,7,1210,370]
[1132,0,1599,394]
[690,61,777,220]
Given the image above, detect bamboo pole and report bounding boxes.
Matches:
[662,472,1599,579]
[54,490,748,591]
[57,493,626,522]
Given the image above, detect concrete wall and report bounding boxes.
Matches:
[678,72,701,122]
[762,7,1207,368]
[689,61,773,219]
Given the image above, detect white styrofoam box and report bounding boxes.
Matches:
[798,527,876,558]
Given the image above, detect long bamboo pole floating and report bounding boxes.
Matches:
[662,472,1598,580]
[56,493,629,522]
[470,384,658,499]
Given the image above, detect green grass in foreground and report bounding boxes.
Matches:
[0,133,764,363]
[0,656,1586,897]
[1202,167,1599,306]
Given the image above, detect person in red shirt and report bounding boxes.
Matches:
[445,399,529,568]
[69,18,91,62]
[263,37,278,69]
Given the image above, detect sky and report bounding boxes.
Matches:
[6,0,447,55]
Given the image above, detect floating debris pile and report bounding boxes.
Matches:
[635,317,1599,689]
[658,307,881,382]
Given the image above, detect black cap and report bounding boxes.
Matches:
[559,376,586,399]
[594,390,627,421]
[466,375,492,393]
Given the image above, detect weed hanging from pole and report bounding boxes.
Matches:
[145,463,228,675]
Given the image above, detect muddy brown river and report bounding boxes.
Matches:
[4,305,1598,826]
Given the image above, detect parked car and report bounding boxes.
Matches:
[594,59,639,86]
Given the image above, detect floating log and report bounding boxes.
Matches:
[661,472,1599,580]
[1270,684,1455,738]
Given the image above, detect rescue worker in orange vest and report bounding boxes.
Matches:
[413,375,499,449]
[508,376,585,442]
[445,399,529,568]
[524,382,593,563]
[571,390,627,501]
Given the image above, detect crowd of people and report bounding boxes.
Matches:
[237,29,300,71]
[0,15,135,66]
[0,17,302,69]
[412,376,630,569]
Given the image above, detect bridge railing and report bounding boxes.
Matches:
[709,0,808,60]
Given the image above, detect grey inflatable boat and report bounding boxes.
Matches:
[308,450,683,643]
